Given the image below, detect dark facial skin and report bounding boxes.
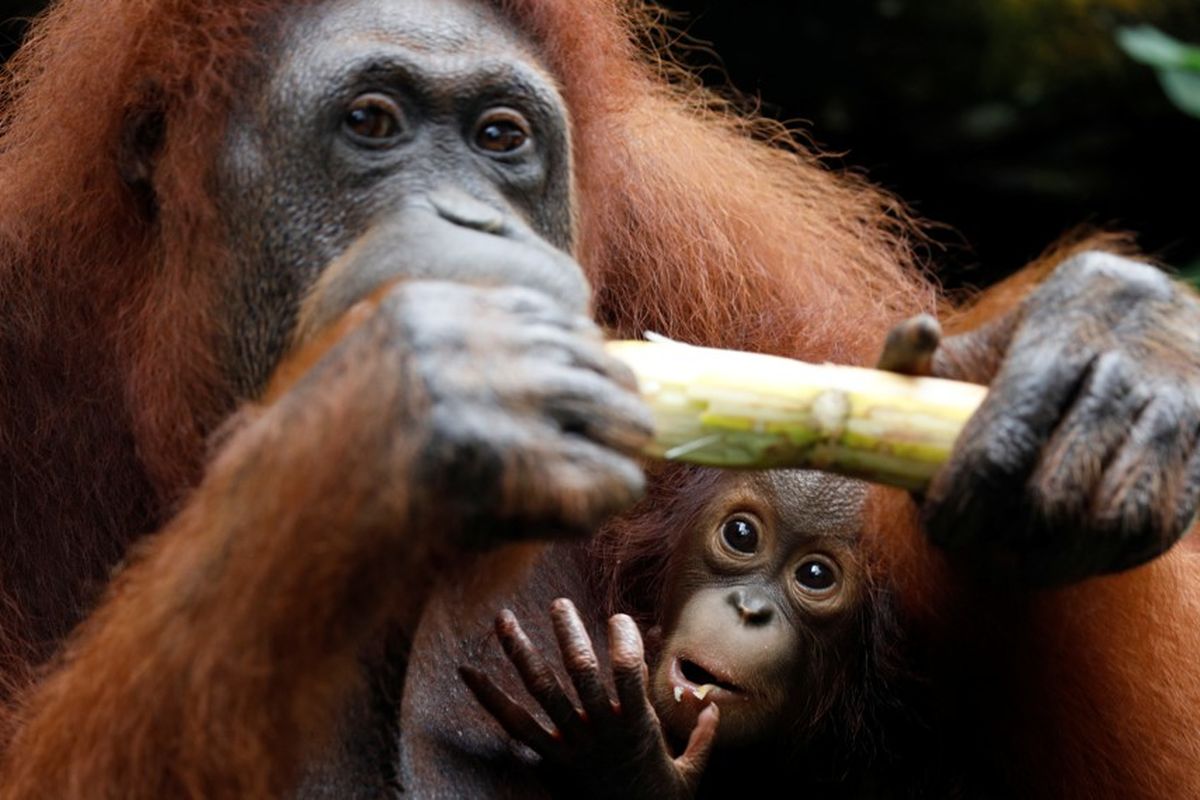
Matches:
[214,0,582,397]
[204,0,651,549]
[463,470,873,800]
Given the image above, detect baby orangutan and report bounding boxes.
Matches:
[462,470,900,798]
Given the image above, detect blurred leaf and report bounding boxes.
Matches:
[1117,26,1200,118]
[1117,25,1200,70]
[1179,259,1200,288]
[1159,69,1200,117]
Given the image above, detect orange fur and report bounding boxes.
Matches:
[0,0,1192,797]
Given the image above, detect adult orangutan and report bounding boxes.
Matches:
[1,1,1199,799]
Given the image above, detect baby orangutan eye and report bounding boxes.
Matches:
[795,557,838,594]
[721,516,759,554]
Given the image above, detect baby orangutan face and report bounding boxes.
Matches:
[651,470,869,746]
[461,468,875,796]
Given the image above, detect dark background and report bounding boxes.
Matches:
[5,1,1199,288]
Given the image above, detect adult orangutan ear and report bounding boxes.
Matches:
[118,87,166,215]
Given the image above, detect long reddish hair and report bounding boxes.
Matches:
[0,1,300,658]
[0,0,934,672]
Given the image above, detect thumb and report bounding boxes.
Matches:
[674,704,719,793]
[876,314,941,377]
[931,311,1021,385]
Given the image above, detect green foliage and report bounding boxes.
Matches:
[1117,26,1200,117]
[1179,259,1200,289]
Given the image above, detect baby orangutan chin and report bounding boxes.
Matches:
[462,469,896,799]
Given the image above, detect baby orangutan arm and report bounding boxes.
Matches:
[461,598,718,800]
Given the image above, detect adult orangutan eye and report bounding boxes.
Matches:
[721,517,759,554]
[795,557,839,594]
[473,107,532,155]
[344,93,405,144]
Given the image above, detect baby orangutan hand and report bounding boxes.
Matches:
[460,598,718,800]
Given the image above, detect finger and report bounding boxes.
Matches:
[550,598,614,724]
[459,666,560,757]
[608,616,666,753]
[485,283,596,332]
[876,314,941,376]
[394,279,587,335]
[520,367,653,455]
[504,434,646,538]
[518,325,630,384]
[924,344,1099,550]
[1015,395,1197,584]
[1091,396,1198,570]
[518,324,643,394]
[608,614,659,737]
[494,609,585,740]
[927,313,1020,384]
[1026,351,1150,525]
[675,704,719,792]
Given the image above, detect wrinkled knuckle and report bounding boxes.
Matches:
[1056,252,1170,300]
[569,313,603,337]
[1054,251,1126,281]
[528,672,563,698]
[1052,252,1102,283]
[1089,349,1133,389]
[610,650,643,677]
[610,612,636,629]
[494,284,561,315]
[970,417,1039,481]
[496,283,550,304]
[1027,475,1084,524]
[393,279,473,312]
[426,404,487,451]
[563,650,600,675]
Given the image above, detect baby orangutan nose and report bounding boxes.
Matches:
[727,589,774,626]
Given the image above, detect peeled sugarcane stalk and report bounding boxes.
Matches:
[606,338,988,491]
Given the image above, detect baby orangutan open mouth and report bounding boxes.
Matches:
[671,655,746,703]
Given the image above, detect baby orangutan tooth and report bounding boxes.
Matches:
[674,686,684,703]
[693,684,717,701]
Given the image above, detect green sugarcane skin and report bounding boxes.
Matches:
[607,340,989,490]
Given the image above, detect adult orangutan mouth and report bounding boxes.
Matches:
[670,654,746,704]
